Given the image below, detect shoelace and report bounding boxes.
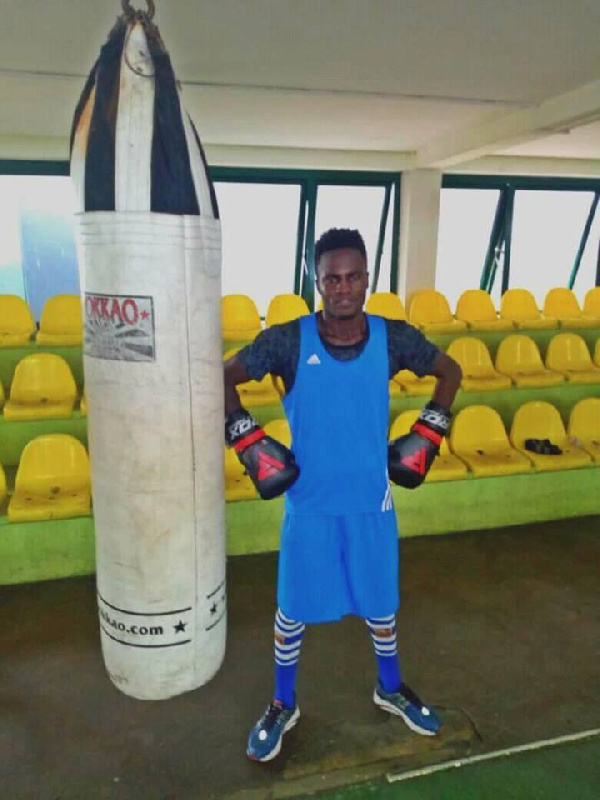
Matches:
[259,701,287,733]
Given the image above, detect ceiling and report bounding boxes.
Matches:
[1,0,600,166]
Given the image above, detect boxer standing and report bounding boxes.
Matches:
[224,228,462,762]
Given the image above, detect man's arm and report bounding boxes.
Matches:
[224,354,252,416]
[430,351,462,410]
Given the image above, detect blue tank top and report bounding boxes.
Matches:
[282,313,391,515]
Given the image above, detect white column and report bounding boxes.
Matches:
[397,169,443,309]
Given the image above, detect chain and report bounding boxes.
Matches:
[121,0,155,22]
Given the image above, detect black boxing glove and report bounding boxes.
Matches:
[225,408,300,500]
[388,401,451,489]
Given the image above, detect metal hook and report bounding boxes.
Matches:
[121,0,155,21]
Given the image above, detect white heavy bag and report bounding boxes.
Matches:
[70,8,225,699]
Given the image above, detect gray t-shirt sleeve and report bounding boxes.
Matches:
[235,319,300,393]
[385,319,439,377]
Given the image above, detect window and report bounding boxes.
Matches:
[436,188,500,309]
[214,182,301,316]
[314,185,393,293]
[0,175,78,319]
[510,190,596,304]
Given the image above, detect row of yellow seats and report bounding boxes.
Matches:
[223,333,600,408]
[222,287,600,341]
[225,398,600,500]
[437,333,600,393]
[409,287,600,333]
[0,434,91,522]
[0,354,86,419]
[0,294,82,347]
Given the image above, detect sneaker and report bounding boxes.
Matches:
[246,699,300,762]
[373,682,441,736]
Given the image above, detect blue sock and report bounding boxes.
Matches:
[366,615,402,693]
[274,608,305,708]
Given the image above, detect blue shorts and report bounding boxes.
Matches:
[277,510,400,623]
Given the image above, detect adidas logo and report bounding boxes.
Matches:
[307,354,321,365]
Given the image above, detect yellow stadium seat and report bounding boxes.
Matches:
[36,294,83,346]
[499,288,557,330]
[544,333,600,384]
[222,295,262,342]
[455,289,513,331]
[568,398,600,463]
[365,292,406,320]
[510,401,592,472]
[224,446,257,502]
[0,295,36,346]
[4,354,77,420]
[391,370,436,396]
[595,339,600,368]
[264,418,292,447]
[223,348,280,407]
[0,462,6,508]
[265,294,310,327]
[450,405,531,477]
[389,410,468,481]
[583,287,600,321]
[446,337,511,391]
[408,290,467,334]
[0,379,5,410]
[543,287,597,329]
[495,335,564,387]
[8,434,91,521]
[80,391,87,416]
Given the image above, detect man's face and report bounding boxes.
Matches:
[316,248,368,320]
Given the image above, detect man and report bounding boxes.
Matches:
[224,228,462,762]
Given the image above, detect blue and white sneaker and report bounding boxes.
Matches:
[373,682,441,736]
[246,699,300,762]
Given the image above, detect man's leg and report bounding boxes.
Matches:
[247,608,304,762]
[366,614,441,736]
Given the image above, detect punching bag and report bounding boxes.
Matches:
[70,1,226,699]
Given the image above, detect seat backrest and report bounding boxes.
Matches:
[15,434,90,495]
[510,401,566,447]
[409,289,453,325]
[446,337,495,376]
[265,294,309,327]
[455,289,497,323]
[499,289,541,322]
[365,292,406,320]
[263,419,292,447]
[0,295,35,335]
[583,287,600,317]
[568,398,600,441]
[389,409,450,454]
[39,294,82,335]
[545,333,593,371]
[10,354,77,404]
[221,295,261,333]
[543,287,582,319]
[0,462,6,505]
[495,334,544,374]
[450,405,510,453]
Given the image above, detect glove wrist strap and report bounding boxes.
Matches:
[233,428,265,453]
[412,422,443,446]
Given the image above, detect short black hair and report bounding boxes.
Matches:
[314,228,367,268]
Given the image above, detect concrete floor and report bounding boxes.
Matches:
[1,515,599,799]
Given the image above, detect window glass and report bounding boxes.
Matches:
[570,200,600,302]
[436,188,500,310]
[0,175,78,319]
[510,190,595,306]
[214,182,301,317]
[314,185,392,293]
